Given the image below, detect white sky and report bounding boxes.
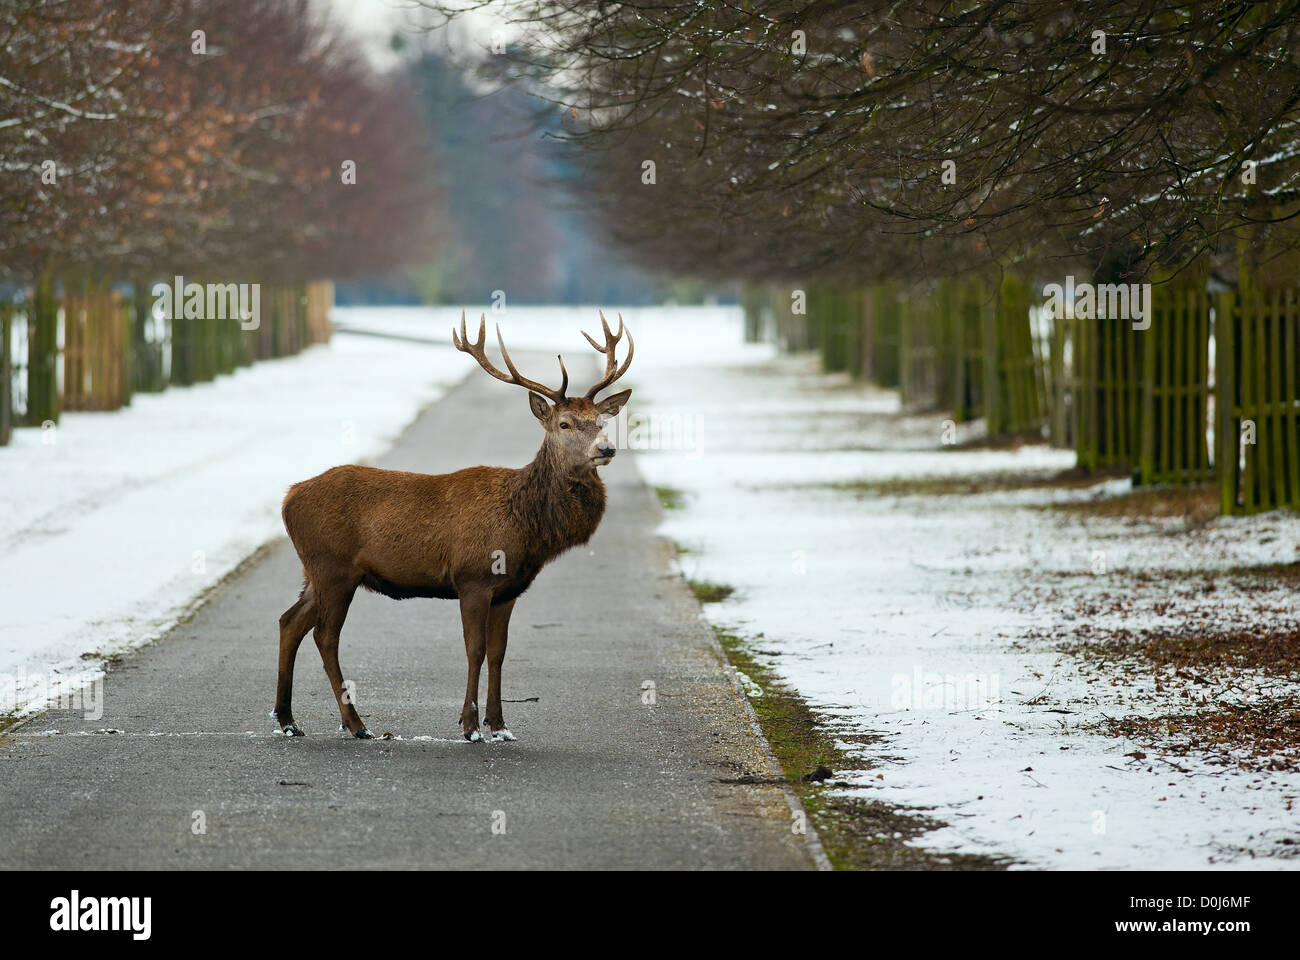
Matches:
[325,0,513,68]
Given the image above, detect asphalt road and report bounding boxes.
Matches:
[0,349,819,870]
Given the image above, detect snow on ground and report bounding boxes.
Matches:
[0,316,474,717]
[618,305,1300,870]
[5,301,1297,869]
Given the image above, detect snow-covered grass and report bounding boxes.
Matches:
[0,318,474,718]
[622,306,1300,870]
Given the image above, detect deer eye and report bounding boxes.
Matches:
[559,421,572,430]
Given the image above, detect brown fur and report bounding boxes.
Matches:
[273,389,631,740]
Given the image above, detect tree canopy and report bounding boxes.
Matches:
[1,0,438,284]
[420,1,1300,285]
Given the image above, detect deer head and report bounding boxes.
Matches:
[452,311,633,471]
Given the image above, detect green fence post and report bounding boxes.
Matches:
[0,300,11,445]
[980,281,1001,434]
[1214,291,1233,512]
[26,267,60,426]
[1285,289,1300,509]
[1137,285,1158,485]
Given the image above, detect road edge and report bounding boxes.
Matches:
[698,603,834,871]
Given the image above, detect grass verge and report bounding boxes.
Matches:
[689,579,735,603]
[1039,480,1220,526]
[654,485,686,511]
[714,626,1008,870]
[820,465,1127,499]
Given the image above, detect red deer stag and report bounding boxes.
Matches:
[273,312,632,742]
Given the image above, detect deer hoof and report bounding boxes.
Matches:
[281,724,305,738]
[490,729,516,742]
[464,729,482,743]
[354,727,374,739]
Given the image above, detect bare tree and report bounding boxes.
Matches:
[1,0,440,286]
[418,1,1300,286]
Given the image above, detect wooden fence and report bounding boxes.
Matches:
[0,300,11,445]
[946,278,988,424]
[900,287,942,410]
[864,286,901,388]
[1138,285,1213,486]
[27,271,59,426]
[756,268,1300,515]
[988,274,1050,437]
[740,287,810,352]
[62,282,132,411]
[0,279,333,442]
[1216,286,1300,514]
[897,276,1050,436]
[1069,309,1142,472]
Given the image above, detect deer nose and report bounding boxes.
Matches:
[596,442,616,458]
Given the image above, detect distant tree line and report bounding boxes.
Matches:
[335,36,664,307]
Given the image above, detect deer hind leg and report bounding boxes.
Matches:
[274,585,317,737]
[457,589,492,742]
[313,577,372,739]
[483,598,517,741]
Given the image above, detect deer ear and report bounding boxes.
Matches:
[528,391,552,423]
[596,389,632,417]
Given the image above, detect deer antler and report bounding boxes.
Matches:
[452,311,568,402]
[581,311,634,399]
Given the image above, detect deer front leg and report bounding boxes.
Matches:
[458,589,491,741]
[273,589,316,737]
[484,598,517,741]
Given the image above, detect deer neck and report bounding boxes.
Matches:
[509,440,607,558]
